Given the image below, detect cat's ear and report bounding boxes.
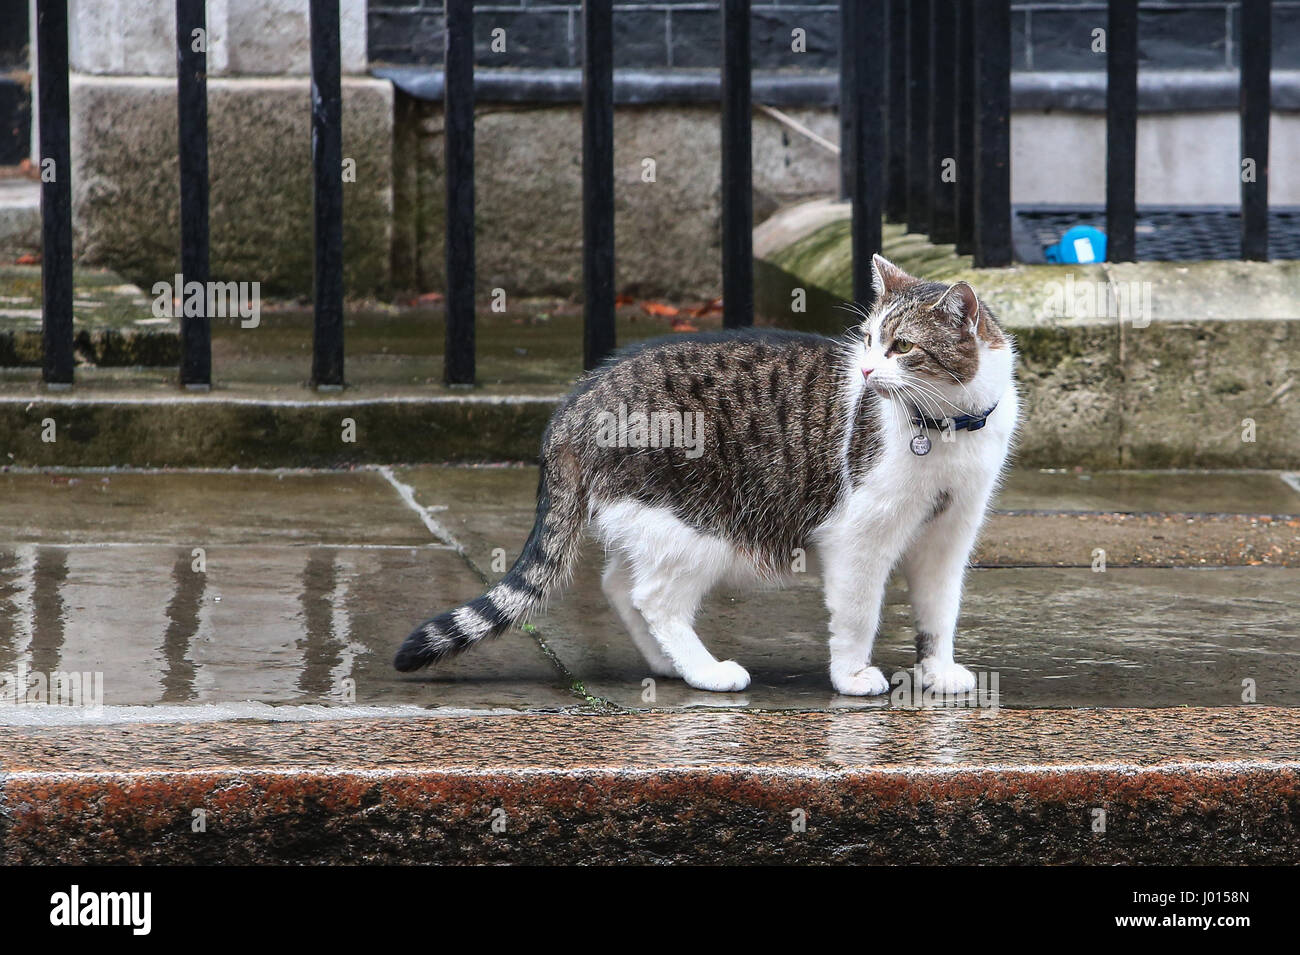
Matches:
[871,254,915,299]
[930,281,982,336]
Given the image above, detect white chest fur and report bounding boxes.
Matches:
[822,383,1018,551]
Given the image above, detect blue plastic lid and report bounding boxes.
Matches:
[1045,225,1108,264]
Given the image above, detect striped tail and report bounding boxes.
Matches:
[394,459,585,672]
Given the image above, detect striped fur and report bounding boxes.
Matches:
[395,256,1015,694]
[395,328,868,671]
[393,456,585,671]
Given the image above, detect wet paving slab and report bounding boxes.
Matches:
[0,470,435,545]
[997,468,1300,515]
[399,465,1300,710]
[397,465,1300,570]
[0,543,575,712]
[0,465,1295,717]
[0,468,576,713]
[532,560,1300,709]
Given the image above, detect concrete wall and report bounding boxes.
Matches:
[1013,111,1300,206]
[395,100,840,299]
[67,0,369,76]
[393,102,1300,300]
[72,75,394,298]
[56,0,396,297]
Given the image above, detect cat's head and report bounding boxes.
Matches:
[852,255,1012,413]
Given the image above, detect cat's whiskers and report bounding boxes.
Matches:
[896,374,959,409]
[869,384,911,444]
[879,382,930,445]
[927,361,981,409]
[896,374,966,417]
[835,301,874,325]
[894,382,950,437]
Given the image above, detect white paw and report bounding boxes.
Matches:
[832,665,890,697]
[683,659,751,693]
[918,657,976,694]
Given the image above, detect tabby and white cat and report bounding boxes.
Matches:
[395,256,1017,695]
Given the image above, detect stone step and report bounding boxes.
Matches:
[2,709,1296,863]
[3,253,1299,468]
[0,263,181,367]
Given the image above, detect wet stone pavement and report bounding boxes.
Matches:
[0,466,1297,717]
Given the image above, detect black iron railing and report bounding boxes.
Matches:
[310,0,346,389]
[176,0,211,388]
[847,0,885,307]
[29,0,1278,389]
[443,0,475,385]
[892,1,1011,265]
[36,0,72,387]
[581,0,615,371]
[1106,0,1139,263]
[1241,0,1273,262]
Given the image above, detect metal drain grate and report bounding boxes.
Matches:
[1012,206,1300,263]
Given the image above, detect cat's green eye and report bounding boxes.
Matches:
[892,339,915,355]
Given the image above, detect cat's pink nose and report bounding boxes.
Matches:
[862,367,875,380]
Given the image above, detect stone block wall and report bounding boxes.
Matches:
[58,0,396,297]
[368,1,1300,72]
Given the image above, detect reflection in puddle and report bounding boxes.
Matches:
[0,545,35,672]
[297,551,366,701]
[0,548,1298,711]
[30,546,68,676]
[160,550,204,702]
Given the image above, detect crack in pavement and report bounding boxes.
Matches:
[376,466,620,711]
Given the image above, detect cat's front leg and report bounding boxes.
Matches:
[900,495,987,694]
[820,547,894,696]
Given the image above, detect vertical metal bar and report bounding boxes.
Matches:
[309,0,344,387]
[838,0,857,201]
[582,0,615,369]
[973,0,1011,267]
[905,0,930,234]
[1241,0,1271,261]
[851,0,887,310]
[443,0,475,383]
[176,0,211,388]
[955,0,976,254]
[36,0,73,386]
[884,0,908,223]
[1106,0,1138,263]
[929,0,958,244]
[721,0,752,328]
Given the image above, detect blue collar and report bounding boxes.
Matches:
[910,402,999,433]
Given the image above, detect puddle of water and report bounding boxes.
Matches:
[0,543,574,716]
[997,470,1300,515]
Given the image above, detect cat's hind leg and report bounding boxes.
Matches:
[596,500,748,692]
[631,572,749,692]
[601,551,679,677]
